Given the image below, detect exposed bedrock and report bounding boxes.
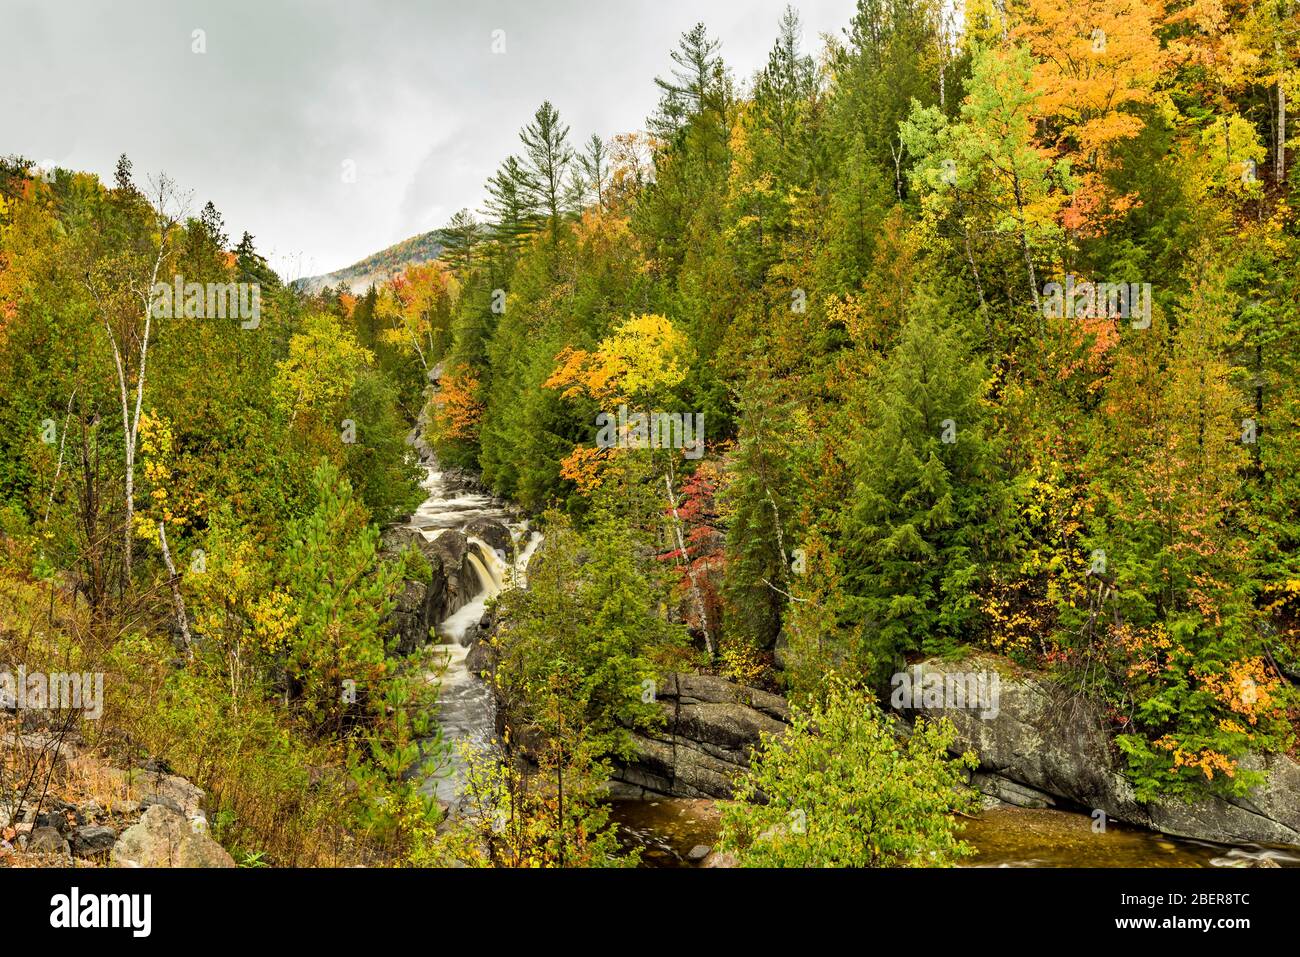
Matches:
[896,654,1300,848]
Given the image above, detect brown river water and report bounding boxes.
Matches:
[609,799,1300,868]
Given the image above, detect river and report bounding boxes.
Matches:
[406,461,540,808]
[609,799,1300,868]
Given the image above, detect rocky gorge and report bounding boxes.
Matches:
[396,411,1300,864]
[28,403,1267,870]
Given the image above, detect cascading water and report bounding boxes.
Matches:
[467,536,510,591]
[465,553,500,599]
[407,461,541,809]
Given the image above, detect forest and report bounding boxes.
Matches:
[1,0,1299,869]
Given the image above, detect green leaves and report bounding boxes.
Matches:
[492,509,685,758]
[719,678,979,867]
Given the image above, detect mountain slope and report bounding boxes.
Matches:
[295,230,446,295]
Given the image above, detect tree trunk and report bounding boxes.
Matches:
[158,521,193,659]
[1011,172,1041,316]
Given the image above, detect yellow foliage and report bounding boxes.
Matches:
[545,313,689,404]
[273,313,373,422]
[133,410,202,535]
[545,313,691,495]
[1197,113,1268,195]
[1196,657,1283,726]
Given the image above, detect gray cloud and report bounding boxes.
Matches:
[2,0,856,277]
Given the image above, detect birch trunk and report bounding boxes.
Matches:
[158,522,193,659]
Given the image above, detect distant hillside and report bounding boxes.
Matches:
[295,230,446,295]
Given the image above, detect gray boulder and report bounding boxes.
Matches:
[465,632,494,676]
[27,825,69,856]
[380,525,425,557]
[969,771,1056,809]
[464,518,511,558]
[1147,751,1300,846]
[426,531,480,623]
[108,769,206,818]
[110,805,235,868]
[70,824,117,858]
[382,527,496,653]
[700,848,738,868]
[389,579,437,655]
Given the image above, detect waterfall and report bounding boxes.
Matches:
[466,552,500,599]
[407,459,542,809]
[513,530,542,588]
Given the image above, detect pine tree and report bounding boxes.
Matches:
[283,460,399,735]
[519,101,574,240]
[233,230,280,290]
[651,22,724,140]
[754,6,817,153]
[723,376,810,650]
[568,134,610,211]
[113,153,135,193]
[484,155,541,252]
[839,288,1005,669]
[199,200,227,248]
[441,208,483,276]
[832,0,945,185]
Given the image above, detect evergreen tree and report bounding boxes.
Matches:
[113,152,135,193]
[651,22,725,140]
[568,134,610,211]
[441,208,483,276]
[491,508,685,760]
[839,289,1005,669]
[283,460,399,735]
[519,101,574,240]
[722,376,812,650]
[234,230,281,291]
[484,155,541,252]
[832,0,945,187]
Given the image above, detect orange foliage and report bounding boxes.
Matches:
[432,365,484,441]
[1196,657,1284,727]
[558,445,614,494]
[1154,737,1238,781]
[1010,0,1165,232]
[546,344,624,404]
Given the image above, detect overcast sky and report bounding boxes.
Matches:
[3,0,859,279]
